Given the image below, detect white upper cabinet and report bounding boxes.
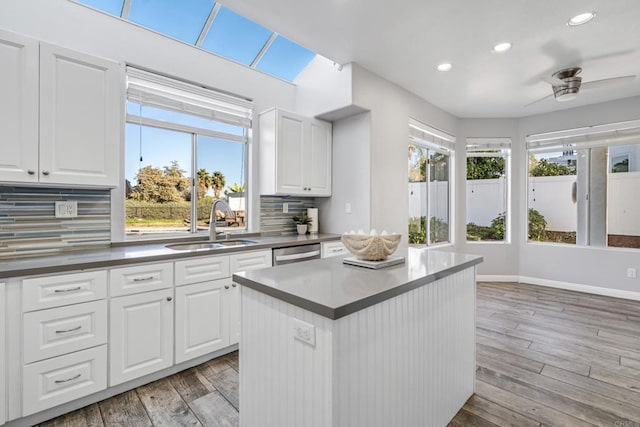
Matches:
[39,43,120,187]
[259,108,332,197]
[0,31,39,183]
[0,31,121,187]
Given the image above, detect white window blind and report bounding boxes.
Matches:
[526,119,640,152]
[409,118,456,153]
[127,67,253,127]
[466,137,511,155]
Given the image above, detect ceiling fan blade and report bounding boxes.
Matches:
[581,75,636,91]
[524,93,554,107]
[542,76,566,87]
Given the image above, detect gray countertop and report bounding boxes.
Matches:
[0,233,340,279]
[233,248,482,320]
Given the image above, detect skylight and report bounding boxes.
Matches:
[71,0,317,82]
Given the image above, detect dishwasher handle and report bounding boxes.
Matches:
[274,250,321,263]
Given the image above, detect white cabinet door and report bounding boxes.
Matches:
[0,31,39,183]
[276,111,305,194]
[175,279,230,363]
[109,289,174,386]
[39,43,120,187]
[0,283,5,426]
[260,108,332,197]
[306,120,332,196]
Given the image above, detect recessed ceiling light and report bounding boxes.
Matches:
[437,63,452,72]
[567,12,596,26]
[491,42,512,53]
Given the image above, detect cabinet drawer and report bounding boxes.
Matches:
[110,263,173,297]
[23,345,107,416]
[23,271,107,312]
[230,250,272,273]
[175,255,230,286]
[321,241,348,258]
[23,300,107,364]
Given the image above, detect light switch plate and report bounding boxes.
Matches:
[55,201,78,218]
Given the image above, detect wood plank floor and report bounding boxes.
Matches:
[39,282,640,427]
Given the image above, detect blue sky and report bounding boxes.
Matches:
[75,0,316,81]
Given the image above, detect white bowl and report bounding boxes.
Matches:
[341,233,401,261]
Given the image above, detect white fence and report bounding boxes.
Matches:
[411,174,640,236]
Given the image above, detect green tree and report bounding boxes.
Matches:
[408,145,426,182]
[530,159,574,176]
[467,156,505,179]
[211,170,226,199]
[197,168,212,199]
[129,161,190,203]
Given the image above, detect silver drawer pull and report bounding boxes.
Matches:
[133,276,155,282]
[55,325,82,334]
[331,248,344,252]
[54,373,81,384]
[54,286,82,293]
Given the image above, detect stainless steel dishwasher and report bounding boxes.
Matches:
[272,243,321,266]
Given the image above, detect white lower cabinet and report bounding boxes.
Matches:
[175,279,230,364]
[23,300,107,364]
[321,241,348,258]
[22,345,107,416]
[109,289,174,386]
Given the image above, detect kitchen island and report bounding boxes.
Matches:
[233,248,482,427]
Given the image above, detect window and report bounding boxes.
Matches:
[526,121,640,249]
[125,67,251,239]
[408,120,454,246]
[466,138,511,242]
[71,0,317,82]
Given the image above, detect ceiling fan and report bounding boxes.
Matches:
[526,67,636,106]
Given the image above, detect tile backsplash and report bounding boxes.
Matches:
[0,186,111,259]
[260,196,316,235]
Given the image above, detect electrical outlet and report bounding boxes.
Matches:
[627,268,637,279]
[292,318,315,347]
[345,202,352,214]
[55,201,78,218]
[283,202,289,213]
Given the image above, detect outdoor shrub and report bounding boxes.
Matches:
[466,223,490,241]
[408,216,426,244]
[490,213,506,240]
[528,208,547,240]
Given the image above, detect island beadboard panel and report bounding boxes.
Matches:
[0,186,111,258]
[240,267,477,427]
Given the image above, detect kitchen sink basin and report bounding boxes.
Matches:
[166,239,258,251]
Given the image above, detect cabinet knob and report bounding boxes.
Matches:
[166,297,173,302]
[225,285,230,290]
[42,170,50,176]
[232,283,237,288]
[27,169,35,175]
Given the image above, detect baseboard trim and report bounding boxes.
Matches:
[518,276,640,301]
[477,275,520,282]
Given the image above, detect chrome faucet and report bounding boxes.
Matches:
[209,199,232,241]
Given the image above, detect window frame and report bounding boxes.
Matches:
[465,138,512,244]
[117,67,252,242]
[525,120,640,250]
[408,119,455,248]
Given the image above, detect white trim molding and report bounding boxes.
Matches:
[518,276,640,301]
[477,275,520,282]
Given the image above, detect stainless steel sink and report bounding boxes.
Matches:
[166,239,258,251]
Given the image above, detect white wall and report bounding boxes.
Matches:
[294,55,353,118]
[518,96,640,292]
[0,0,298,235]
[351,64,458,239]
[316,112,371,233]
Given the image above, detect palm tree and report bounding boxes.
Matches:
[197,168,211,199]
[211,170,226,199]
